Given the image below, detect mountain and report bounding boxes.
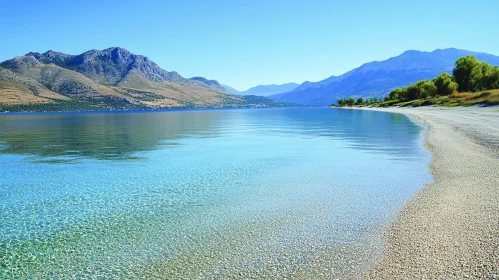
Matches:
[221,84,240,95]
[241,83,299,97]
[0,47,289,111]
[223,83,299,97]
[271,48,499,106]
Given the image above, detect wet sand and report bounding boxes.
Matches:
[361,106,499,279]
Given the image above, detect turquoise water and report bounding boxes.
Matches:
[0,108,431,278]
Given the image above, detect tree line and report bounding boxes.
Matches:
[335,55,499,106]
[336,96,388,107]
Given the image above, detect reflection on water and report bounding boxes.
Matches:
[0,108,431,279]
[0,108,422,162]
[0,111,223,162]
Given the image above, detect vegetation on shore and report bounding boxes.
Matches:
[0,94,298,113]
[334,56,499,107]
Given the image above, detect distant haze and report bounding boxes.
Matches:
[222,83,299,97]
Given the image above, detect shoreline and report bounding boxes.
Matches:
[357,106,499,278]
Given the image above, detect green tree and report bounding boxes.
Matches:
[405,80,437,100]
[356,97,364,105]
[389,88,400,100]
[337,98,346,106]
[482,64,499,90]
[367,97,378,104]
[397,87,409,101]
[453,56,483,92]
[492,66,499,89]
[346,97,355,107]
[406,84,419,100]
[416,80,437,98]
[433,72,458,95]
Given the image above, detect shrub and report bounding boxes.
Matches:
[412,100,422,107]
[483,65,499,90]
[346,97,355,106]
[432,72,458,96]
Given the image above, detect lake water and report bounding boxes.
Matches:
[0,108,431,279]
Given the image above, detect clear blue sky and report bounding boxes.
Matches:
[2,0,499,90]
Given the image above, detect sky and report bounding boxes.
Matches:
[2,0,499,91]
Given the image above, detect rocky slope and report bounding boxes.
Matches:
[0,47,286,111]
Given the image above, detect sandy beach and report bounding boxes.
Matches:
[361,106,499,279]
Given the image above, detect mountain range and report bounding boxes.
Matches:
[271,48,499,106]
[0,47,288,111]
[222,83,299,97]
[3,47,499,111]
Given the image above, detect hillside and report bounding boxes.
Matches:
[0,47,288,111]
[222,83,299,97]
[271,48,499,106]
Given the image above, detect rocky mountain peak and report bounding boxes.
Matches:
[2,47,226,90]
[44,50,62,57]
[26,50,72,64]
[1,55,40,71]
[106,47,134,65]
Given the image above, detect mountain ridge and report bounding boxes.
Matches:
[221,84,240,95]
[0,47,289,111]
[222,82,299,97]
[271,48,499,106]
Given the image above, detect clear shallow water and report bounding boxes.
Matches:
[0,108,431,278]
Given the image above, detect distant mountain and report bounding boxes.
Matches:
[223,83,299,97]
[271,48,499,106]
[221,84,241,95]
[242,83,299,97]
[0,47,289,111]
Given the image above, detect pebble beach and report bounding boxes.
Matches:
[364,106,499,279]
